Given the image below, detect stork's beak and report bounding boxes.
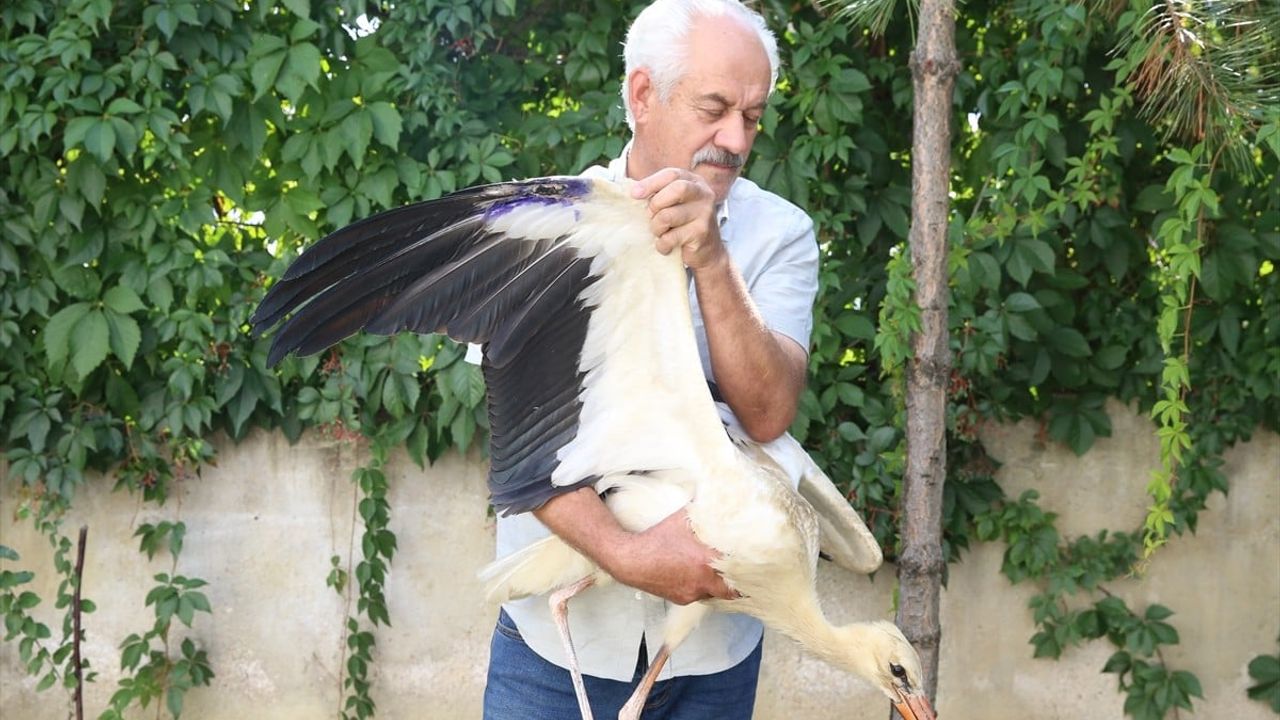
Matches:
[894,693,937,720]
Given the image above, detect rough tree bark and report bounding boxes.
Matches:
[894,0,958,713]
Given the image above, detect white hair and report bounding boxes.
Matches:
[620,0,780,131]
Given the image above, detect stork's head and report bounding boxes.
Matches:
[621,0,777,203]
[845,621,937,720]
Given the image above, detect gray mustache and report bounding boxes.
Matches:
[692,147,744,168]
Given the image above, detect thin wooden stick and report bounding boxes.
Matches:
[74,525,87,720]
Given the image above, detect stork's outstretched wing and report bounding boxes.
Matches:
[251,177,728,515]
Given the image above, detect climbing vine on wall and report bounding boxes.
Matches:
[1,0,1277,718]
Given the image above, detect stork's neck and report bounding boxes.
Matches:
[759,592,882,684]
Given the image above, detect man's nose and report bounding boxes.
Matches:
[714,116,752,157]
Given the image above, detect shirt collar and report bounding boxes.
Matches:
[609,141,733,229]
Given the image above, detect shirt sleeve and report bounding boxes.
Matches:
[748,210,819,356]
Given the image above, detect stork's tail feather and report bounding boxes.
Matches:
[478,535,600,603]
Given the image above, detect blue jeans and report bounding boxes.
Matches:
[483,609,761,719]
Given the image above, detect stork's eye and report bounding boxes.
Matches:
[890,663,907,680]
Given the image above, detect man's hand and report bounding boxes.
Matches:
[533,488,737,606]
[631,168,725,271]
[603,509,738,605]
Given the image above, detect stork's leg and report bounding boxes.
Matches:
[618,602,711,720]
[618,642,670,720]
[549,576,597,720]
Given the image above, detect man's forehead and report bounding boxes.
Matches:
[691,90,768,111]
[691,88,768,114]
[680,17,772,93]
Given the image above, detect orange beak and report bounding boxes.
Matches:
[894,694,937,720]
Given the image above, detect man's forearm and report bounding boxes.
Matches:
[532,487,735,604]
[532,487,630,570]
[692,251,806,442]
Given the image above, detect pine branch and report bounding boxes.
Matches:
[818,0,918,37]
[1116,0,1280,171]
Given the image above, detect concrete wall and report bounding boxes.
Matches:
[2,401,1277,719]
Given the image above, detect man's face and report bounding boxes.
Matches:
[631,17,772,203]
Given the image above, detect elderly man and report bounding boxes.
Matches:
[482,1,818,717]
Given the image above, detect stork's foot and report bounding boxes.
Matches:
[549,576,597,720]
[618,642,671,720]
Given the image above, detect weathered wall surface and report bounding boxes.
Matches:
[2,401,1277,719]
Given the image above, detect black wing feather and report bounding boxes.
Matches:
[252,177,603,515]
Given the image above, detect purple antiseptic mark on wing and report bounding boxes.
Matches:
[484,178,593,220]
[485,195,570,220]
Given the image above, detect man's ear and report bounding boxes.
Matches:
[628,68,656,125]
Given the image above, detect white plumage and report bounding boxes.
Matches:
[252,177,935,720]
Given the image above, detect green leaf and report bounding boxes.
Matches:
[1023,238,1056,272]
[368,102,403,149]
[63,117,96,150]
[54,265,102,300]
[1149,620,1179,645]
[1199,253,1227,301]
[1047,327,1091,358]
[833,313,875,341]
[186,591,212,614]
[44,303,92,369]
[1005,292,1040,312]
[1103,650,1131,674]
[444,361,485,408]
[968,251,1001,291]
[83,120,116,163]
[1007,313,1037,341]
[36,671,56,692]
[573,135,607,173]
[880,199,910,239]
[340,111,373,167]
[106,97,144,115]
[1248,653,1280,711]
[177,595,194,626]
[59,194,85,229]
[1133,184,1172,212]
[281,0,310,17]
[451,409,475,452]
[148,275,174,313]
[167,685,184,718]
[1007,245,1033,286]
[1094,345,1127,370]
[290,18,321,41]
[105,310,141,369]
[1173,670,1203,700]
[71,158,107,207]
[1219,306,1240,358]
[103,285,146,314]
[70,310,111,377]
[249,37,288,100]
[281,42,322,100]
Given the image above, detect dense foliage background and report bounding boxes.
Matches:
[1,0,1277,717]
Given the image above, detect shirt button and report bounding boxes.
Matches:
[635,591,642,601]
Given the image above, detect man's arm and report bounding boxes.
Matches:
[690,252,808,441]
[631,168,808,441]
[532,487,736,604]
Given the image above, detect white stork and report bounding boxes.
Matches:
[252,177,937,720]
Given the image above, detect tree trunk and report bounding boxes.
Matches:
[894,0,958,713]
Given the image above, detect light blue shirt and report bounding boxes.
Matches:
[486,147,819,681]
